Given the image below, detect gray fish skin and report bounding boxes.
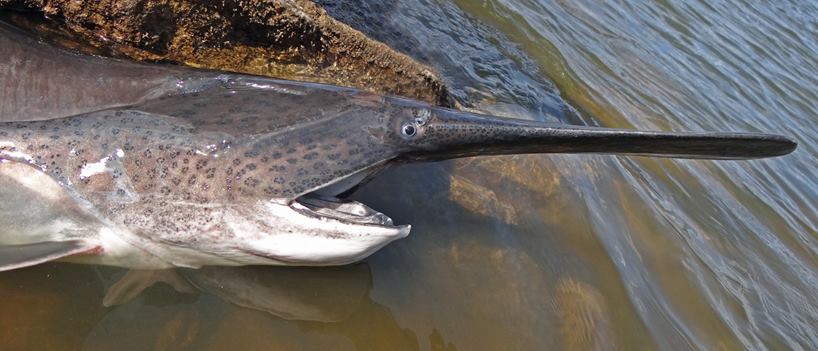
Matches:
[0,19,211,122]
[0,17,416,269]
[0,19,418,269]
[0,79,415,268]
[0,20,797,271]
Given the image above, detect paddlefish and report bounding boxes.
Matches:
[0,20,797,271]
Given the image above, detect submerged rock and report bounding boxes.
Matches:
[0,0,454,106]
[449,174,519,225]
[554,278,619,351]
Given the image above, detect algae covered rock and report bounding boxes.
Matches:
[0,0,454,106]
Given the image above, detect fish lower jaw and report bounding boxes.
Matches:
[245,224,411,266]
[73,203,411,269]
[217,200,411,266]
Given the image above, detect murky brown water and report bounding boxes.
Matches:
[1,1,816,350]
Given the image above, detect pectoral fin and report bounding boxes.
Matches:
[103,269,196,307]
[0,240,99,272]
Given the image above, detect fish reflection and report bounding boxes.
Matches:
[104,264,372,323]
[79,263,420,350]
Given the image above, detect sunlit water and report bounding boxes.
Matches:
[2,1,817,350]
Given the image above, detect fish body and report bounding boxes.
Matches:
[0,77,414,268]
[0,20,797,271]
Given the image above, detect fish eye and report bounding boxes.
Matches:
[402,124,417,137]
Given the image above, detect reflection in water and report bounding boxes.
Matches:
[0,260,415,350]
[57,263,413,351]
[103,265,372,323]
[1,0,817,350]
[181,266,371,323]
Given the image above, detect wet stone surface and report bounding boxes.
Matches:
[0,0,454,106]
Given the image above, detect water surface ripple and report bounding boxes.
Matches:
[326,0,818,349]
[447,0,818,349]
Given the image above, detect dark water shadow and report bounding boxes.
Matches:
[317,0,575,122]
[345,159,647,350]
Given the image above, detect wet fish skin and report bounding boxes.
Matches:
[0,78,412,204]
[0,19,209,123]
[0,68,425,269]
[0,19,797,271]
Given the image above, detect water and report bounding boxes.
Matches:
[2,1,817,350]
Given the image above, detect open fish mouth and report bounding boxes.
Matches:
[235,193,410,266]
[293,194,407,231]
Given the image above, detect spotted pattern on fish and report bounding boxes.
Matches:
[0,80,423,246]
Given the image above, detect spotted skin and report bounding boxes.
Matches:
[0,18,420,268]
[0,76,797,264]
[0,19,795,270]
[0,78,429,267]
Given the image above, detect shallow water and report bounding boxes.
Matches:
[2,1,817,350]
